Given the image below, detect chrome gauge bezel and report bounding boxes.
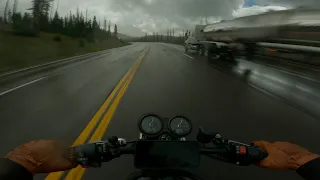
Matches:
[168,116,192,137]
[138,114,164,136]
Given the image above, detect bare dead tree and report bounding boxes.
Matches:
[85,8,87,22]
[4,0,10,23]
[103,18,107,31]
[13,0,18,14]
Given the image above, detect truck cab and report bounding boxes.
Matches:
[184,25,206,53]
[184,25,234,61]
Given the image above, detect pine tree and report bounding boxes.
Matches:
[79,12,85,37]
[7,9,12,23]
[20,12,33,33]
[108,21,111,36]
[103,18,107,31]
[51,10,60,33]
[92,16,98,29]
[87,19,92,29]
[29,0,53,30]
[66,11,74,36]
[22,12,32,28]
[4,2,115,41]
[76,7,80,24]
[114,24,118,36]
[12,12,22,30]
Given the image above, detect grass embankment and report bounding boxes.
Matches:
[0,32,129,73]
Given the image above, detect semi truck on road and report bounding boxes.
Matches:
[185,8,320,63]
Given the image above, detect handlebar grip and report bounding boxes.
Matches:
[224,145,268,166]
[74,143,98,157]
[72,143,102,168]
[246,146,268,161]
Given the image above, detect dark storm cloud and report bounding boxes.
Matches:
[110,0,243,19]
[1,0,319,36]
[109,0,244,35]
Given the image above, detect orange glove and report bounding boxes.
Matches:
[254,141,320,170]
[5,140,77,174]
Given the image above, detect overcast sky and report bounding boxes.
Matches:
[0,0,319,36]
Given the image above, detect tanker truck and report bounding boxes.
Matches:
[185,8,320,62]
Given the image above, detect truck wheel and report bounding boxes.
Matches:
[245,43,256,60]
[207,44,218,63]
[227,51,235,61]
[198,46,205,56]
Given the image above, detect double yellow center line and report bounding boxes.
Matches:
[45,48,149,180]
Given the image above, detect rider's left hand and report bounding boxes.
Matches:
[5,140,77,174]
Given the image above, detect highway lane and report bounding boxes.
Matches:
[168,44,320,119]
[0,43,146,159]
[0,42,320,180]
[0,44,145,95]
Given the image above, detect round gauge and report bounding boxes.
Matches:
[138,114,163,135]
[168,116,192,136]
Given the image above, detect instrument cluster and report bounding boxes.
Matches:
[138,114,192,138]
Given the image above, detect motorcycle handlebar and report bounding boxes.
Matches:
[70,139,268,168]
[118,146,135,154]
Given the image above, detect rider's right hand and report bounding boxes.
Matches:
[254,141,320,170]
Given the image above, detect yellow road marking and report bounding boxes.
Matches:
[45,48,148,180]
[65,48,149,180]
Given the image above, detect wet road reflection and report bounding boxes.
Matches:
[251,55,320,83]
[209,58,320,119]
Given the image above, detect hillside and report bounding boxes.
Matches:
[0,32,129,72]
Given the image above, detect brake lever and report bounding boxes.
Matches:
[197,127,268,165]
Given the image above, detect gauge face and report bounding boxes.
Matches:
[168,116,192,136]
[139,115,163,135]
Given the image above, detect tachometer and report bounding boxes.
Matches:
[168,116,192,136]
[138,114,163,135]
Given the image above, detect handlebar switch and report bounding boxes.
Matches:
[232,145,268,166]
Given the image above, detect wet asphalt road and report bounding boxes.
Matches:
[1,42,320,180]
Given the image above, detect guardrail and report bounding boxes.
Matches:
[0,49,115,87]
[0,49,112,79]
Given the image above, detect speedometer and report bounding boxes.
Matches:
[138,114,163,135]
[168,116,192,136]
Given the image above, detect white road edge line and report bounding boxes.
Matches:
[0,77,47,97]
[182,53,194,59]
